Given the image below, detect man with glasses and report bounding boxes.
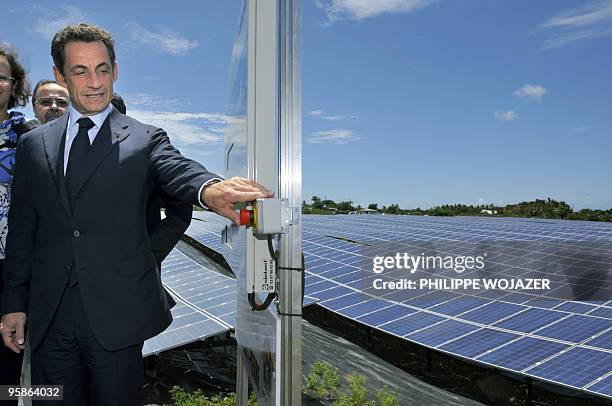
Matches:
[31,80,69,125]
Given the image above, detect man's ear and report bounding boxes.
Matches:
[53,66,67,87]
[113,62,118,82]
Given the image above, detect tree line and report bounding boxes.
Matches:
[302,196,612,222]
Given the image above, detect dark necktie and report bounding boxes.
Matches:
[65,117,95,207]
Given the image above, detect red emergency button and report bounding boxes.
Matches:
[240,209,254,226]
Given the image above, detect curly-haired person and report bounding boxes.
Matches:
[0,43,36,406]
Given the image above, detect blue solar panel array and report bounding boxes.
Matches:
[161,248,236,327]
[186,216,229,254]
[188,212,612,399]
[143,249,234,356]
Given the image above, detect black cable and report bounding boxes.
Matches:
[267,235,278,261]
[243,235,279,311]
[300,252,305,306]
[265,235,306,310]
[248,292,276,311]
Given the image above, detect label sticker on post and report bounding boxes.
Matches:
[258,258,276,292]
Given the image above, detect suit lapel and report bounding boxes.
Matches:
[72,108,130,196]
[41,114,71,218]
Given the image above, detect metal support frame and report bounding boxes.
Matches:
[233,1,301,405]
[278,1,302,405]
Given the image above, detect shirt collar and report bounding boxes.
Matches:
[67,104,112,132]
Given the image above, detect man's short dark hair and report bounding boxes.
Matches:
[0,43,31,109]
[32,79,61,104]
[111,93,126,114]
[51,23,116,75]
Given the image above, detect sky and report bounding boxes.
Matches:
[3,0,612,210]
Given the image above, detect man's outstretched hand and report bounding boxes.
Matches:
[202,177,274,224]
[0,312,26,353]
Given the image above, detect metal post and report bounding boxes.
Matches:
[278,1,302,405]
[236,345,249,405]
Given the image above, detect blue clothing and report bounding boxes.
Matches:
[0,112,26,258]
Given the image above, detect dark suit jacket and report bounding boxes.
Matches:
[147,188,192,268]
[147,188,193,309]
[1,108,217,351]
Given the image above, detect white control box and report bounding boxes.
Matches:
[254,198,288,235]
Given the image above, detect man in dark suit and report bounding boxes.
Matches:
[0,23,270,405]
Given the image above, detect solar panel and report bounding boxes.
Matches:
[590,307,612,319]
[492,308,569,333]
[320,291,370,311]
[338,299,394,319]
[406,319,480,347]
[526,348,612,390]
[584,330,612,351]
[476,337,569,371]
[379,312,445,338]
[185,215,231,253]
[534,315,612,343]
[356,305,416,327]
[303,295,319,306]
[427,297,490,316]
[188,212,612,398]
[438,328,520,358]
[585,374,612,397]
[142,247,236,356]
[143,296,229,356]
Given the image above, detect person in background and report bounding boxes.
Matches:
[110,92,125,114]
[15,81,69,406]
[0,43,36,406]
[31,80,69,125]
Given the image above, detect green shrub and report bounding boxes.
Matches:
[376,386,399,406]
[326,374,398,406]
[170,386,207,406]
[330,394,354,406]
[170,386,256,406]
[305,360,341,400]
[346,374,375,406]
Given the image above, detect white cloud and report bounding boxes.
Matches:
[307,129,361,144]
[126,22,199,56]
[308,109,359,121]
[27,5,89,40]
[315,0,436,24]
[124,93,228,146]
[494,110,517,122]
[568,125,592,133]
[128,109,225,146]
[538,0,612,49]
[124,93,197,112]
[513,84,548,101]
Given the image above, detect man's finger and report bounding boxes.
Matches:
[1,328,20,354]
[229,185,273,193]
[5,341,21,354]
[232,190,273,203]
[218,207,240,225]
[229,177,274,194]
[1,328,13,347]
[15,322,25,346]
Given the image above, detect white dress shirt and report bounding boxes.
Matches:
[64,104,221,207]
[63,104,112,175]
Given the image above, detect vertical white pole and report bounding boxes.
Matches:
[278,1,303,405]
